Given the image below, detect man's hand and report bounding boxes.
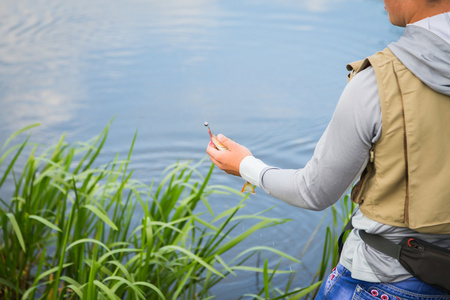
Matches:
[206,134,252,177]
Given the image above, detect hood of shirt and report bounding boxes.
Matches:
[388,25,450,96]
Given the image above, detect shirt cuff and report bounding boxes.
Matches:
[239,156,268,188]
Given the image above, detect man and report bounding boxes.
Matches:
[207,0,450,298]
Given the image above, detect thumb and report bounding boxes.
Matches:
[217,134,235,149]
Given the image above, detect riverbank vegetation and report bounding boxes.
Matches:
[0,124,353,299]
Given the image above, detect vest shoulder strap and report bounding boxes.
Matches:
[346,58,372,82]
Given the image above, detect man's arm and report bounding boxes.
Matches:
[208,67,381,211]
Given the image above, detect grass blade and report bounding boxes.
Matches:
[159,245,225,278]
[263,259,270,299]
[29,215,62,232]
[83,204,118,231]
[94,280,121,300]
[134,282,166,300]
[1,123,40,151]
[5,212,26,253]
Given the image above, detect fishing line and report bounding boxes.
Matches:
[193,96,213,134]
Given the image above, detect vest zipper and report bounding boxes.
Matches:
[394,68,410,226]
[351,146,375,204]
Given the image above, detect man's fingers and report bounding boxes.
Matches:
[206,133,250,177]
[209,155,220,167]
[206,141,216,156]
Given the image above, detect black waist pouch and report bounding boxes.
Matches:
[398,237,450,292]
[359,231,450,293]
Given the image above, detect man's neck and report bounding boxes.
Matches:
[409,5,450,24]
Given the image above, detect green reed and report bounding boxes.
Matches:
[302,195,355,300]
[0,123,333,300]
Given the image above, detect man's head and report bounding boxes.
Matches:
[383,0,450,27]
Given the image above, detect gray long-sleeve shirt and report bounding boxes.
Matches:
[239,13,450,282]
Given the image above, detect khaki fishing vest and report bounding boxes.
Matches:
[348,48,450,234]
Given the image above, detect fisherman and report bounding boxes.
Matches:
[207,0,450,298]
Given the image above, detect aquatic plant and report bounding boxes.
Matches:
[305,194,355,300]
[0,123,321,300]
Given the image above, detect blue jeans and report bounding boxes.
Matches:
[315,263,449,300]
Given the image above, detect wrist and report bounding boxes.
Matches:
[239,156,268,188]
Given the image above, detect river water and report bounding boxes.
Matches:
[0,0,402,297]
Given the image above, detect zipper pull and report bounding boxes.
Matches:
[407,238,425,251]
[369,149,375,163]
